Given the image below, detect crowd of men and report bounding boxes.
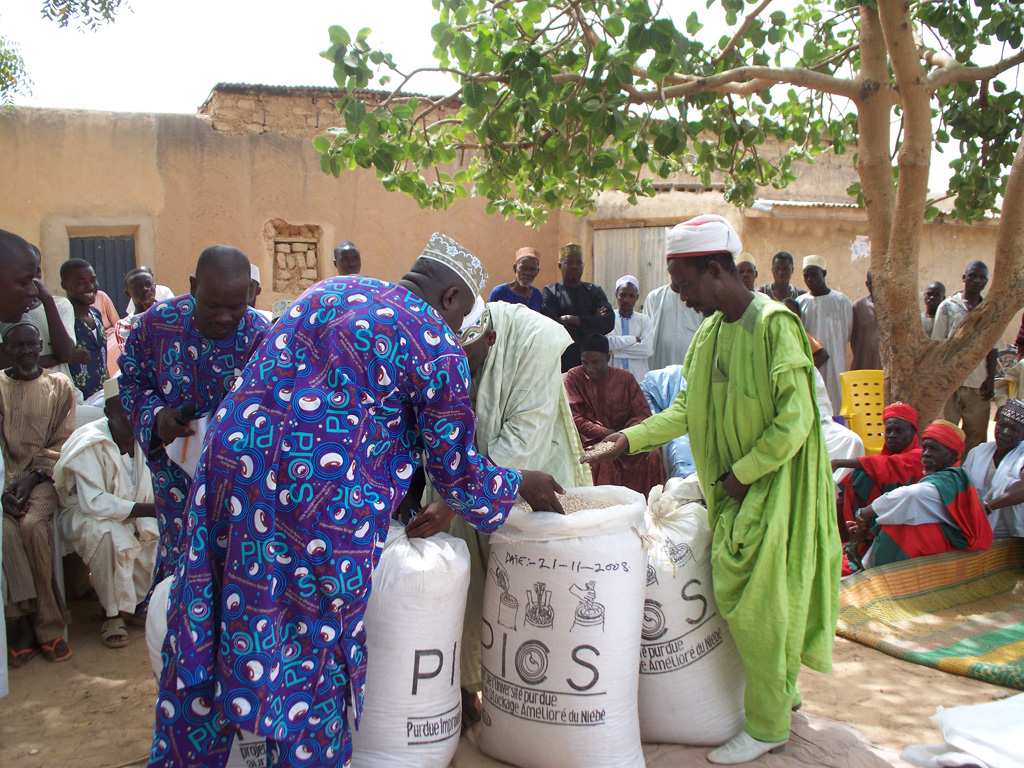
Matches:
[1,219,1021,766]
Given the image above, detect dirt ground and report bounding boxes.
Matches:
[0,594,1015,768]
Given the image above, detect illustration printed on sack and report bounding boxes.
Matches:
[490,554,519,630]
[639,568,723,675]
[481,551,635,730]
[646,563,658,586]
[525,583,554,629]
[569,582,605,632]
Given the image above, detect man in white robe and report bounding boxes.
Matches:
[814,368,865,483]
[963,399,1024,538]
[53,376,158,648]
[798,255,853,412]
[607,274,655,383]
[643,279,704,370]
[421,298,591,703]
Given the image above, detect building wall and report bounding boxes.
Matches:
[2,101,1015,343]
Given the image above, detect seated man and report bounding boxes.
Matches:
[834,403,923,540]
[565,334,665,497]
[848,420,992,570]
[964,399,1024,538]
[640,365,696,478]
[54,377,158,649]
[1,322,75,666]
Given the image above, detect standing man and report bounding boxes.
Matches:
[589,215,838,765]
[922,281,946,337]
[114,268,159,355]
[2,323,76,666]
[119,246,270,587]
[148,234,564,768]
[488,246,543,310]
[931,260,997,455]
[607,274,654,383]
[757,251,806,301]
[850,269,882,371]
[333,240,362,276]
[541,242,614,372]
[798,255,853,412]
[736,253,758,292]
[643,277,704,370]
[61,258,108,400]
[247,265,273,321]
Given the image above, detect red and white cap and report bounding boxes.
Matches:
[665,214,742,259]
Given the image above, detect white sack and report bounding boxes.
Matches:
[901,694,1024,768]
[638,477,746,745]
[479,486,647,768]
[351,522,471,767]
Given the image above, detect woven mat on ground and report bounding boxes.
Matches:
[452,712,911,767]
[838,539,1024,690]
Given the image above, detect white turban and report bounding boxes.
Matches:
[103,374,120,401]
[250,263,261,283]
[665,214,742,259]
[735,252,756,267]
[458,295,492,345]
[803,255,827,271]
[419,233,488,295]
[615,274,639,292]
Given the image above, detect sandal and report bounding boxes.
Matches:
[124,610,148,628]
[40,637,74,662]
[8,646,40,669]
[101,617,130,648]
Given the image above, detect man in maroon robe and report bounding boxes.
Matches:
[564,334,665,496]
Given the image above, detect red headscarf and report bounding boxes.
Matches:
[921,419,966,460]
[883,402,918,431]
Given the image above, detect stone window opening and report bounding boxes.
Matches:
[266,219,322,295]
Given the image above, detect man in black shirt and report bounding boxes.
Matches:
[541,243,614,372]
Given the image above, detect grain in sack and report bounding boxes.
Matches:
[480,486,647,768]
[638,476,746,745]
[350,522,470,767]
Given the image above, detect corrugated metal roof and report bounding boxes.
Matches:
[752,199,861,211]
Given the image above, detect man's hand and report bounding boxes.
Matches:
[560,314,581,326]
[69,347,91,365]
[32,278,52,303]
[406,499,457,539]
[597,306,612,316]
[129,502,158,519]
[2,490,26,517]
[519,470,566,515]
[156,407,195,445]
[722,471,750,502]
[581,432,628,464]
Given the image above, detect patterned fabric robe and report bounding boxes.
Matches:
[119,296,269,586]
[150,278,522,768]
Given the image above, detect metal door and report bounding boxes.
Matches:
[592,226,671,311]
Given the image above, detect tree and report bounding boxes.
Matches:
[318,0,1024,423]
[0,0,126,103]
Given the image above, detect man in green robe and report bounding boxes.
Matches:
[588,214,840,764]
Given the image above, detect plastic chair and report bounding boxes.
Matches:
[839,370,885,455]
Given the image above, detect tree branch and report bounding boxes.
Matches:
[712,0,773,65]
[924,48,1024,90]
[636,65,858,100]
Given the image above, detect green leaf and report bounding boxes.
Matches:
[356,27,372,41]
[605,15,625,37]
[313,135,331,153]
[686,12,701,35]
[345,99,366,132]
[328,25,350,46]
[463,81,486,108]
[653,133,680,156]
[371,147,395,173]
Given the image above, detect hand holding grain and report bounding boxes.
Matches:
[519,469,566,515]
[581,432,628,464]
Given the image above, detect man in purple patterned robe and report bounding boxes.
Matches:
[149,234,564,768]
[119,247,270,587]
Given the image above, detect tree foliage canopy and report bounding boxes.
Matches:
[319,0,1024,227]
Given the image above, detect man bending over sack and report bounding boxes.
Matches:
[147,234,565,768]
[962,399,1024,539]
[418,297,592,717]
[848,420,992,570]
[587,214,839,764]
[54,376,158,648]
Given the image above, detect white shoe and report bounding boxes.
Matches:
[707,731,788,764]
